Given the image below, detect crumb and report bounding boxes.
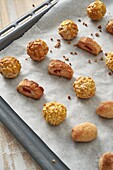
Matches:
[94,59,98,62]
[73,44,77,47]
[25,58,28,60]
[63,56,66,58]
[57,39,61,42]
[83,22,88,27]
[88,60,91,64]
[54,42,61,48]
[105,53,107,56]
[108,72,112,76]
[69,63,72,66]
[50,50,52,53]
[78,19,81,22]
[91,33,93,36]
[99,30,102,32]
[52,159,56,164]
[95,33,100,37]
[100,57,103,60]
[70,52,73,55]
[50,38,53,41]
[65,57,69,61]
[32,4,35,7]
[98,25,102,29]
[67,41,71,44]
[68,96,71,100]
[74,52,77,55]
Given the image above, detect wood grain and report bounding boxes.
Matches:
[0,0,44,29]
[0,1,44,169]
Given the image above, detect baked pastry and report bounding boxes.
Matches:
[99,152,113,170]
[73,76,96,99]
[72,122,98,142]
[0,56,21,78]
[77,37,102,56]
[48,60,74,79]
[27,39,49,61]
[58,20,78,40]
[106,20,113,34]
[106,52,113,71]
[87,0,106,20]
[96,101,113,118]
[43,102,67,126]
[17,79,44,99]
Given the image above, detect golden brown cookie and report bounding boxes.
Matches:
[106,20,113,34]
[73,76,96,99]
[17,79,44,99]
[99,152,113,170]
[106,52,113,71]
[43,102,67,126]
[72,122,98,142]
[48,60,74,80]
[96,101,113,118]
[0,56,21,78]
[58,20,78,40]
[77,37,102,56]
[87,0,106,20]
[27,39,49,61]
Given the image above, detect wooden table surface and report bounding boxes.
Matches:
[0,1,44,170]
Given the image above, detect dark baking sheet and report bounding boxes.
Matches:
[0,0,70,169]
[0,0,58,51]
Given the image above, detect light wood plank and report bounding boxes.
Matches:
[0,0,10,28]
[0,123,42,170]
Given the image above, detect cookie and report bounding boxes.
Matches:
[106,52,113,71]
[77,37,102,56]
[99,152,113,170]
[48,60,74,79]
[106,20,113,34]
[17,79,44,99]
[43,102,67,126]
[0,56,21,78]
[73,76,96,99]
[87,0,106,20]
[72,122,98,142]
[58,20,78,40]
[96,101,113,118]
[27,39,49,61]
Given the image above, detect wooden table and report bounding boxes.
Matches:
[0,1,44,169]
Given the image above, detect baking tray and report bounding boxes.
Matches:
[0,0,70,169]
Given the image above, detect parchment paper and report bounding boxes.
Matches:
[1,0,113,169]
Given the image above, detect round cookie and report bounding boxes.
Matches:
[73,76,96,99]
[42,102,67,126]
[106,20,113,34]
[27,39,49,61]
[99,152,113,170]
[87,0,106,20]
[0,56,21,78]
[58,20,78,40]
[106,52,113,71]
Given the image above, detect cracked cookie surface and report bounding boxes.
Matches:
[0,56,21,78]
[43,102,67,126]
[27,39,49,61]
[58,20,78,40]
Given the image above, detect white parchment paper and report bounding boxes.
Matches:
[1,0,113,169]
